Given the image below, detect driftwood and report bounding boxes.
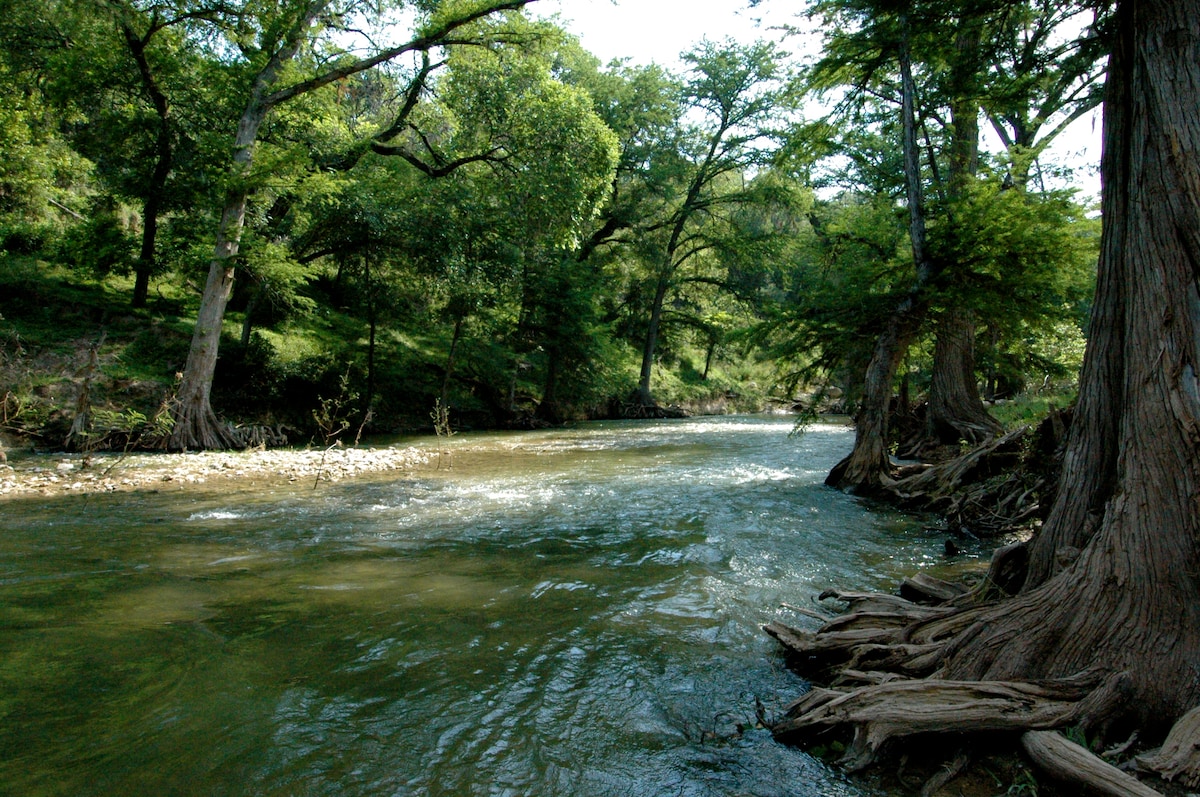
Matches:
[881,410,1073,538]
[1022,730,1165,797]
[899,572,968,604]
[773,673,1117,772]
[1139,705,1200,787]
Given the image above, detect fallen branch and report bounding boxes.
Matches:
[772,672,1115,772]
[1022,730,1165,797]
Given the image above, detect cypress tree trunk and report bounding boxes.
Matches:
[922,15,1001,449]
[925,310,1002,446]
[771,4,1200,768]
[943,0,1200,732]
[827,15,931,492]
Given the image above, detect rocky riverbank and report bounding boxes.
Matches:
[0,443,433,498]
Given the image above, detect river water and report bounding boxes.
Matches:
[0,416,975,796]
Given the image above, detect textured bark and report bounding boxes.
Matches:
[772,3,1200,776]
[1140,706,1200,787]
[941,0,1200,734]
[920,17,1003,450]
[925,311,1002,446]
[826,308,920,493]
[166,100,268,450]
[1021,731,1166,797]
[774,674,1115,772]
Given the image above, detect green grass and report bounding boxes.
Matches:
[990,389,1076,429]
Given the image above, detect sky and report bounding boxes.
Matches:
[531,0,1102,198]
[533,0,804,68]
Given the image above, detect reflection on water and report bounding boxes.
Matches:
[0,416,978,796]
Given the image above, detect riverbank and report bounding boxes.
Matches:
[0,443,432,498]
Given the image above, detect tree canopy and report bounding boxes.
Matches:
[0,0,1100,451]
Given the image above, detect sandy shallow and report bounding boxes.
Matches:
[0,443,433,498]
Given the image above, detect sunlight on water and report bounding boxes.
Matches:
[0,416,979,796]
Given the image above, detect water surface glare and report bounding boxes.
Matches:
[0,416,967,796]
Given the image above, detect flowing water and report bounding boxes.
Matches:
[0,416,982,796]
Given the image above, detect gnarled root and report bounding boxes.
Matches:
[1139,705,1200,788]
[1023,730,1165,797]
[772,672,1116,772]
[765,588,994,681]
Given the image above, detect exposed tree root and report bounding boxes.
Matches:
[1139,706,1200,788]
[618,400,689,420]
[1022,730,1166,797]
[887,427,1035,526]
[767,575,1178,794]
[766,587,1001,685]
[899,572,968,604]
[773,671,1119,772]
[873,407,1073,539]
[916,748,972,797]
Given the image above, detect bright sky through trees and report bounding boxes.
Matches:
[536,0,1101,198]
[536,0,801,68]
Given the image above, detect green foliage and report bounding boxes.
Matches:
[72,405,175,454]
[1000,766,1040,797]
[55,212,138,277]
[989,389,1076,430]
[0,1,1105,445]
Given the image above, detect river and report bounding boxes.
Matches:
[0,415,980,796]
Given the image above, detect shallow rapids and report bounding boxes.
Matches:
[0,416,978,796]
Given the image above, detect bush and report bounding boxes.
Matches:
[0,221,56,255]
[54,213,136,277]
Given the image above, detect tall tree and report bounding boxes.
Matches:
[819,3,937,491]
[533,55,680,421]
[98,0,220,309]
[918,4,1004,450]
[630,39,789,410]
[772,0,1200,783]
[166,0,536,450]
[919,0,1106,449]
[985,0,1106,189]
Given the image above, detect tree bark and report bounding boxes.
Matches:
[166,64,279,450]
[1021,731,1166,797]
[826,306,920,493]
[634,275,670,407]
[941,0,1200,734]
[117,15,173,309]
[925,310,1002,446]
[774,0,1200,771]
[922,16,1002,449]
